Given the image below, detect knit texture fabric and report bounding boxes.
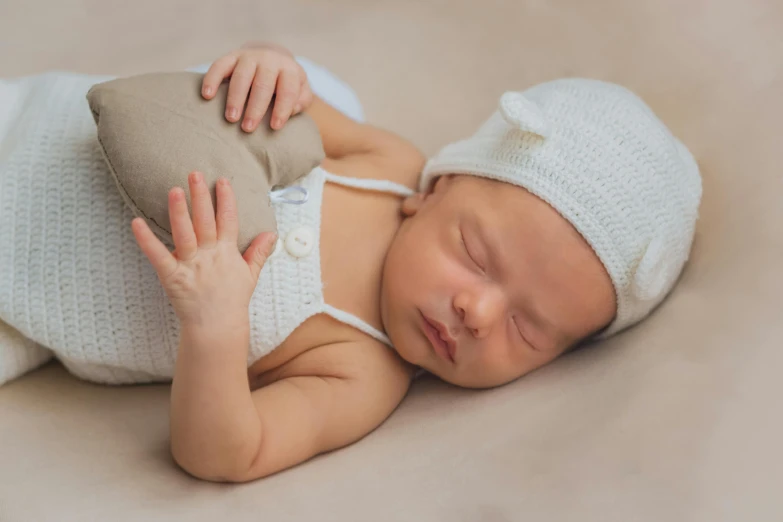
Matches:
[0,70,370,385]
[0,320,52,386]
[420,79,702,337]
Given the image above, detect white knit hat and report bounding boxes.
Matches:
[420,79,702,338]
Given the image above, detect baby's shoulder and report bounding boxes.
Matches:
[322,140,426,192]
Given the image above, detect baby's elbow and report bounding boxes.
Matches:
[170,442,260,484]
[171,445,225,483]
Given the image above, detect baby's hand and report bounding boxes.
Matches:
[201,43,314,132]
[131,172,276,332]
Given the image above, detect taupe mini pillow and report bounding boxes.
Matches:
[86,72,325,252]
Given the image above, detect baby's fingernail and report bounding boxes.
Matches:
[243,119,254,131]
[273,118,282,129]
[227,108,238,120]
[203,86,212,97]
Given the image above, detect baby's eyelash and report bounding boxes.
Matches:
[460,230,484,272]
[512,317,537,351]
[512,317,523,339]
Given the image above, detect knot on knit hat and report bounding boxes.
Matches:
[419,78,703,338]
[499,92,551,138]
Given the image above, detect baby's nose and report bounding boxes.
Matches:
[455,286,506,338]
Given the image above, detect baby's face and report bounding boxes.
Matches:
[380,175,616,388]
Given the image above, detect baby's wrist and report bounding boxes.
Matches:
[179,318,250,349]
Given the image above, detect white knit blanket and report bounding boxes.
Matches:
[0,72,188,385]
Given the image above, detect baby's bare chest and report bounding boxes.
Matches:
[247,181,403,381]
[320,182,403,310]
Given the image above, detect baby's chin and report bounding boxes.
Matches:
[382,312,426,368]
[385,326,417,366]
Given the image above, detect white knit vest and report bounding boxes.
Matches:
[0,72,412,385]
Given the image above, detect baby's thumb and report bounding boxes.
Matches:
[245,232,277,280]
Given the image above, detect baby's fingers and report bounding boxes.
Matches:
[242,64,278,132]
[293,82,314,115]
[168,187,198,260]
[188,171,217,247]
[131,218,178,279]
[202,54,239,99]
[270,68,300,130]
[243,232,278,282]
[225,56,258,123]
[215,177,239,243]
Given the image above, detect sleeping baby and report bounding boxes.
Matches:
[0,42,701,482]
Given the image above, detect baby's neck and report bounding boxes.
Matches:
[318,177,406,337]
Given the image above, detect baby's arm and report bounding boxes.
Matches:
[305,96,426,188]
[172,337,411,482]
[132,170,412,482]
[201,42,426,190]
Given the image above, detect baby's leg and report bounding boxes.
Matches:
[186,56,365,122]
[0,319,53,386]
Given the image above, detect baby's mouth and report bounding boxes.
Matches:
[420,311,456,364]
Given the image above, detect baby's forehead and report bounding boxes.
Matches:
[451,174,536,206]
[448,174,586,243]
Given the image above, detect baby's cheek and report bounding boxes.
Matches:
[467,340,514,381]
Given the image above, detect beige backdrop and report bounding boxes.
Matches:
[1,1,782,521]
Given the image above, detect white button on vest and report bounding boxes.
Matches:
[284,226,315,258]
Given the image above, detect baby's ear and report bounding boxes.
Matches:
[431,174,455,193]
[401,193,426,217]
